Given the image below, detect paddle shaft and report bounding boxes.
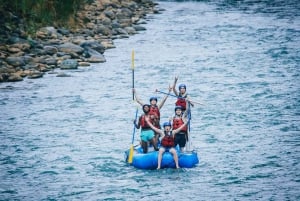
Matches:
[156,90,183,99]
[128,108,138,163]
[156,90,203,105]
[132,70,134,100]
[187,102,191,132]
[131,108,138,144]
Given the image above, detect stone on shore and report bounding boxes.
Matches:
[60,59,78,70]
[58,43,84,54]
[7,73,23,82]
[6,57,26,67]
[27,71,44,79]
[0,0,159,82]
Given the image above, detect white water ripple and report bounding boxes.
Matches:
[0,1,299,200]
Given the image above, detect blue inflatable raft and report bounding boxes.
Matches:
[125,146,199,169]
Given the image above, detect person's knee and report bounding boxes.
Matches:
[170,149,176,154]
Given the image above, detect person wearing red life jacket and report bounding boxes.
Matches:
[133,87,172,145]
[134,104,159,153]
[172,76,194,112]
[146,118,189,169]
[172,105,190,152]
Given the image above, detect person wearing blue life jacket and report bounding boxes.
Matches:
[134,104,159,153]
[146,117,189,169]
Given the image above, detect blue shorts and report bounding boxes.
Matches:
[140,129,155,142]
[160,147,175,152]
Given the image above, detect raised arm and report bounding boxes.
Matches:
[182,98,191,118]
[172,117,189,135]
[186,95,194,107]
[145,116,163,135]
[133,88,144,106]
[172,76,179,96]
[157,85,172,109]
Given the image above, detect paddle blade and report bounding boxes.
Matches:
[128,145,134,163]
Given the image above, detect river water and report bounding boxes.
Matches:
[1,0,299,200]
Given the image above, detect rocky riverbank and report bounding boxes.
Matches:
[0,0,162,82]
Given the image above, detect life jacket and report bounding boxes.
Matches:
[172,117,188,133]
[161,131,174,148]
[149,105,160,119]
[139,115,151,129]
[175,94,187,110]
[149,105,160,128]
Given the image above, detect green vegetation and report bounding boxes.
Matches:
[0,0,93,36]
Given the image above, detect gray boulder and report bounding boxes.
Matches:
[58,43,84,54]
[60,59,78,69]
[84,47,106,63]
[6,57,25,67]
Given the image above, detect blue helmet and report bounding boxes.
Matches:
[178,84,186,90]
[163,122,171,127]
[149,97,157,102]
[174,106,183,112]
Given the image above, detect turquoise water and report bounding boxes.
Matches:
[1,1,299,200]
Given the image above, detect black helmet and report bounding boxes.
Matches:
[178,84,186,90]
[149,97,157,102]
[174,106,182,112]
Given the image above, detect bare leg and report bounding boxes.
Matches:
[141,141,148,153]
[157,147,165,169]
[150,137,159,151]
[170,148,180,168]
[155,133,160,146]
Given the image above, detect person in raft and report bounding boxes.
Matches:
[172,76,194,112]
[134,104,159,153]
[133,87,172,145]
[172,105,190,152]
[145,117,189,169]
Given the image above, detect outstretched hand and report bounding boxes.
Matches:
[174,75,178,82]
[168,84,172,92]
[186,97,194,107]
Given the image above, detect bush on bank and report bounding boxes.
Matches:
[0,0,93,38]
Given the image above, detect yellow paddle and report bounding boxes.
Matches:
[128,50,136,163]
[128,108,138,163]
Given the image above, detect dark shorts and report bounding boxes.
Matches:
[174,133,187,148]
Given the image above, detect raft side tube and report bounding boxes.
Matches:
[178,151,199,168]
[125,146,199,169]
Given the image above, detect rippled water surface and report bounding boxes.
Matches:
[1,1,299,200]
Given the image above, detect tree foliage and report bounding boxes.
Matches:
[0,0,93,34]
